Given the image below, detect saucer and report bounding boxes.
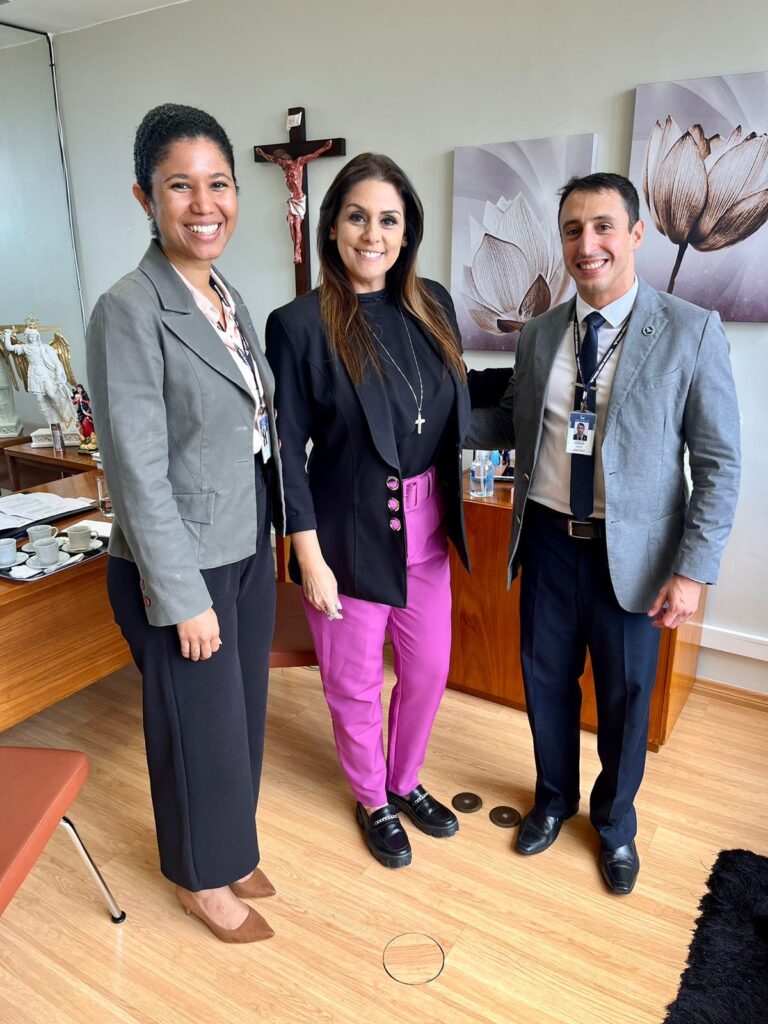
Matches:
[22,537,64,554]
[62,539,103,554]
[26,551,71,570]
[0,551,28,568]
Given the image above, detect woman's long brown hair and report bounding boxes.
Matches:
[317,153,465,385]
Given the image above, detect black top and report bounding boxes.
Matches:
[360,289,454,478]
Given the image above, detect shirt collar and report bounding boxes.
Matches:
[575,276,638,329]
[170,264,235,323]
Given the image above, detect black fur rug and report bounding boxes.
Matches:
[664,849,768,1023]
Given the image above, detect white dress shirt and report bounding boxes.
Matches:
[528,277,638,518]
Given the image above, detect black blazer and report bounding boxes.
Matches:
[265,280,471,607]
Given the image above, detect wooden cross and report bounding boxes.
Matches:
[254,107,345,296]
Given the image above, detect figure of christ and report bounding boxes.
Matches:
[254,140,333,263]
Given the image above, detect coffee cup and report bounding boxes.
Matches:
[33,536,61,566]
[64,524,98,552]
[27,524,59,544]
[0,538,17,568]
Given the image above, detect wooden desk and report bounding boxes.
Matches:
[0,473,130,732]
[0,433,32,491]
[447,477,705,750]
[5,442,98,491]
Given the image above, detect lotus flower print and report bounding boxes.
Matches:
[461,194,569,334]
[643,115,768,292]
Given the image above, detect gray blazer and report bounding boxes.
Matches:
[466,279,740,613]
[86,241,285,627]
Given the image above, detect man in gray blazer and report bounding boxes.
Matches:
[467,172,740,894]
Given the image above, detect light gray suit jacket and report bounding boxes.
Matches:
[86,241,285,627]
[466,279,740,612]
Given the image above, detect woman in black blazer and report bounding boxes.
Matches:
[266,153,470,868]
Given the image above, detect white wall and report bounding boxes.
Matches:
[0,36,84,427]
[17,0,768,690]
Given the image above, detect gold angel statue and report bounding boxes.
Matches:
[1,315,77,430]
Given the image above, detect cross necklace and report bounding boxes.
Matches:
[372,306,425,434]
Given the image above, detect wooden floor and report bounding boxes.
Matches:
[1,663,767,1024]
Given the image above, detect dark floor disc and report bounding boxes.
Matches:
[451,791,483,813]
[489,805,522,828]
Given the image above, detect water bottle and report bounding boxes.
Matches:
[470,450,494,497]
[484,451,495,497]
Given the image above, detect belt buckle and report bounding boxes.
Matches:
[567,519,594,540]
[404,480,417,509]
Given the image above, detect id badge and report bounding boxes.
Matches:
[566,411,596,455]
[257,407,272,463]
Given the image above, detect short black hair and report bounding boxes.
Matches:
[557,172,640,229]
[133,103,237,197]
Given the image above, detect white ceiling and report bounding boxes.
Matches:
[0,0,189,47]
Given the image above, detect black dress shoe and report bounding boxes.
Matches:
[355,803,412,868]
[515,810,569,855]
[386,786,459,838]
[600,839,640,895]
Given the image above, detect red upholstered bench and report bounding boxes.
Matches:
[0,747,125,922]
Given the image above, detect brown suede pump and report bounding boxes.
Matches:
[229,867,276,900]
[175,887,274,943]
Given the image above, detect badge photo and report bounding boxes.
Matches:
[566,411,596,455]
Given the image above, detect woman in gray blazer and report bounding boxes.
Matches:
[86,104,284,944]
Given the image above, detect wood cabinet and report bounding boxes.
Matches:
[5,442,98,491]
[0,474,130,732]
[447,478,705,751]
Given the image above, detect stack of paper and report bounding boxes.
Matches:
[0,492,96,534]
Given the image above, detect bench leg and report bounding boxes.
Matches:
[59,816,126,923]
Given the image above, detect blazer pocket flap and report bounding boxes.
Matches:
[636,367,681,391]
[174,490,216,524]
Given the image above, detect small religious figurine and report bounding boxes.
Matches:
[254,139,333,263]
[72,382,99,452]
[2,315,77,431]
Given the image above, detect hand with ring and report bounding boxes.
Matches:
[325,601,343,622]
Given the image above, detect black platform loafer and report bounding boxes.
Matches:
[355,803,412,868]
[515,810,569,855]
[600,840,640,895]
[386,786,459,838]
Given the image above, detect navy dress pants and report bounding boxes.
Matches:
[519,501,661,848]
[107,462,275,890]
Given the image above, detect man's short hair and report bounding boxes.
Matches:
[557,173,640,230]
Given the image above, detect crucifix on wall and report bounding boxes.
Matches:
[254,107,346,296]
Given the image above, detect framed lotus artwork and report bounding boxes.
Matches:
[450,133,598,351]
[629,70,768,321]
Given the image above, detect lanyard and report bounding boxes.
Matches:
[572,315,629,411]
[210,277,264,407]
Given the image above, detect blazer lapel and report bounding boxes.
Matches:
[603,280,668,438]
[352,368,400,469]
[534,297,575,412]
[137,242,254,398]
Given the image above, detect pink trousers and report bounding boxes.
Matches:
[303,467,453,806]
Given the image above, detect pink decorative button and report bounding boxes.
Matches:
[389,517,402,532]
[143,596,151,607]
[139,578,146,591]
[386,476,400,491]
[387,498,400,512]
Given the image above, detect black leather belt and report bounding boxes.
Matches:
[528,501,604,540]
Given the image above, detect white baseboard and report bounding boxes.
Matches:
[700,624,768,663]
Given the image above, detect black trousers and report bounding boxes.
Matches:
[519,501,661,848]
[107,460,275,890]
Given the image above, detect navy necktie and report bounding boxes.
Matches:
[569,311,605,520]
